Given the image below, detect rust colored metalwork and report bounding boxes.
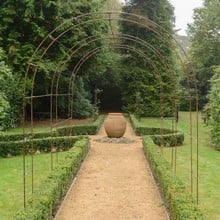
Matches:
[22,11,200,208]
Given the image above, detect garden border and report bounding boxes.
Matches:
[129,114,184,146]
[14,137,89,220]
[142,136,205,219]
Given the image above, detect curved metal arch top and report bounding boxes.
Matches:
[24,11,197,93]
[21,10,200,208]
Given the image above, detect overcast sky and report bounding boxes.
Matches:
[119,0,203,36]
[169,0,203,35]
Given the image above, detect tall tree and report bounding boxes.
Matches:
[187,0,220,109]
[0,0,107,120]
[120,0,176,116]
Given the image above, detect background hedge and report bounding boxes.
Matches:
[0,115,105,157]
[130,114,184,146]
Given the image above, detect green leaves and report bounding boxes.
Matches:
[207,67,220,150]
[120,0,176,117]
[72,77,95,119]
[188,0,220,108]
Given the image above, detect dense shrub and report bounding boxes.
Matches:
[0,48,22,130]
[130,114,184,147]
[142,136,205,220]
[0,115,105,157]
[0,136,83,157]
[0,115,105,143]
[151,133,184,147]
[0,131,56,142]
[72,77,95,119]
[14,138,89,220]
[207,67,220,150]
[57,115,105,136]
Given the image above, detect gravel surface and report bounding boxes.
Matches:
[95,136,136,144]
[54,117,169,220]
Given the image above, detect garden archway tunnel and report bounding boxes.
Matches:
[22,11,200,207]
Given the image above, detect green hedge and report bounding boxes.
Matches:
[0,115,105,142]
[0,115,105,157]
[0,131,57,142]
[14,138,89,220]
[142,136,205,220]
[0,136,83,157]
[130,114,184,147]
[57,115,105,136]
[151,133,184,147]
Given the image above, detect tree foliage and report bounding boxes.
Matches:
[120,0,176,116]
[72,77,95,119]
[207,67,220,150]
[187,0,220,108]
[0,48,22,130]
[0,0,107,123]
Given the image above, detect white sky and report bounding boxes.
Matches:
[119,0,204,36]
[169,0,203,35]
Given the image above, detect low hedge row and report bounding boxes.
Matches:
[14,137,90,220]
[57,114,105,136]
[0,131,56,142]
[0,115,105,157]
[0,115,105,142]
[130,114,184,146]
[142,136,205,220]
[151,133,184,147]
[0,136,83,157]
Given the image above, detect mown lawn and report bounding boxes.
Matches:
[0,152,66,219]
[139,112,220,220]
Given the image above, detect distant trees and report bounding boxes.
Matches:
[187,0,220,109]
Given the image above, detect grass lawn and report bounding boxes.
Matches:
[0,152,66,219]
[1,118,95,135]
[139,112,220,220]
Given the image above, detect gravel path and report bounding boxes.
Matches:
[54,117,169,220]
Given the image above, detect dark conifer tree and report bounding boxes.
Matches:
[120,0,176,116]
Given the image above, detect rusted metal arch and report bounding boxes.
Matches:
[22,11,200,207]
[59,39,181,180]
[24,13,198,160]
[49,34,179,120]
[51,33,182,173]
[24,12,197,99]
[68,45,177,118]
[49,34,180,172]
[24,14,198,166]
[52,40,197,202]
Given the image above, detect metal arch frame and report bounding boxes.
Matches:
[48,32,186,183]
[50,33,178,120]
[22,11,199,207]
[50,33,179,160]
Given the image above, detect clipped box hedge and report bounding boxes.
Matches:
[0,136,84,157]
[0,115,105,142]
[0,131,56,142]
[57,114,105,136]
[130,114,184,147]
[0,115,105,157]
[14,137,90,220]
[142,136,205,220]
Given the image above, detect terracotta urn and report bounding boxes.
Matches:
[104,113,126,138]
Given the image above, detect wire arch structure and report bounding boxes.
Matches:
[22,11,199,207]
